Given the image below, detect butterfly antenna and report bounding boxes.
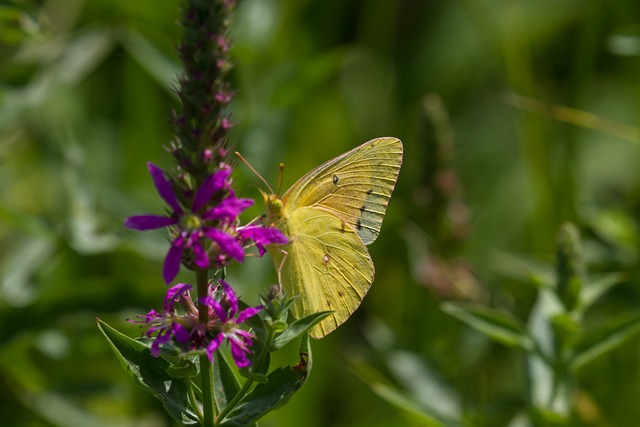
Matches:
[277,162,285,197]
[235,151,274,194]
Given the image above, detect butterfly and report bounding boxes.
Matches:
[262,137,403,339]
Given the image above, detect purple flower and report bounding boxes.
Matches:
[130,283,195,357]
[131,280,261,368]
[201,280,262,368]
[125,163,257,283]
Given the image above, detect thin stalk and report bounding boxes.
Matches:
[196,268,215,426]
[186,377,204,424]
[215,327,275,424]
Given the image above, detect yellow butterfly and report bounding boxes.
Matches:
[262,137,403,339]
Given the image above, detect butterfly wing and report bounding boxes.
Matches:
[282,137,403,245]
[271,206,374,339]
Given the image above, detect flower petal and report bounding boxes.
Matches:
[202,194,254,221]
[200,296,227,322]
[220,280,239,316]
[172,323,190,343]
[192,168,231,212]
[148,163,183,214]
[151,328,172,357]
[230,339,252,368]
[206,334,224,363]
[163,244,183,284]
[192,241,210,269]
[238,225,288,246]
[125,215,177,230]
[236,305,263,323]
[203,228,244,262]
[163,283,193,312]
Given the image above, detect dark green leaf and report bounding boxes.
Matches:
[96,318,200,426]
[271,311,332,351]
[442,302,533,351]
[571,311,640,370]
[167,358,198,379]
[219,334,312,426]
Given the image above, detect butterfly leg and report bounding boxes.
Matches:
[276,248,289,290]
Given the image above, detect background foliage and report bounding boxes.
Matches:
[2,0,640,426]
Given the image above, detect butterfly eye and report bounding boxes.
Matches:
[270,198,283,213]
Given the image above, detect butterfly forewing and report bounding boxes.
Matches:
[282,137,403,245]
[276,207,374,339]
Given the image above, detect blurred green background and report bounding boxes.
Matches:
[2,0,640,425]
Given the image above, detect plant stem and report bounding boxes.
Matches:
[215,327,275,423]
[186,377,204,424]
[196,268,215,426]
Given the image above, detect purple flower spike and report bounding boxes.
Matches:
[126,162,288,283]
[126,163,247,283]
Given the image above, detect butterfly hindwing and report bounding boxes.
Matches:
[273,206,374,339]
[282,137,403,245]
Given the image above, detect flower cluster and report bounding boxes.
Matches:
[131,280,262,368]
[124,0,286,374]
[125,163,287,283]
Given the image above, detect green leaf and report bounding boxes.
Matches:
[571,311,640,370]
[96,318,200,426]
[370,383,460,427]
[219,334,312,426]
[579,272,625,313]
[385,350,461,421]
[491,251,553,288]
[442,302,533,350]
[271,311,332,351]
[167,358,198,379]
[527,353,571,418]
[345,337,461,425]
[527,288,564,360]
[120,28,181,91]
[213,350,241,412]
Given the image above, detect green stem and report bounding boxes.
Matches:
[216,376,254,424]
[215,327,275,424]
[186,377,204,424]
[196,268,215,426]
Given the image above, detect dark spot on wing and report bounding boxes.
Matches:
[340,221,346,233]
[338,290,344,297]
[323,254,330,264]
[359,204,366,213]
[366,189,373,195]
[332,174,339,185]
[356,219,362,230]
[327,299,332,308]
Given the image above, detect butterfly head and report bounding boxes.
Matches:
[260,188,285,226]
